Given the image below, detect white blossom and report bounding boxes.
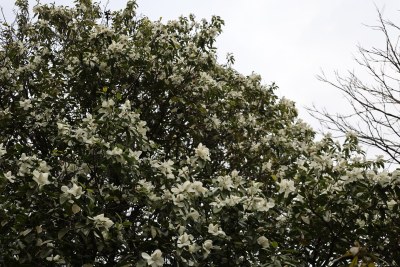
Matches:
[186,208,200,220]
[387,199,397,210]
[190,181,207,195]
[46,254,62,263]
[32,170,51,188]
[195,143,211,161]
[216,175,234,191]
[202,239,213,256]
[0,143,6,157]
[19,99,32,110]
[108,40,124,53]
[142,249,164,267]
[106,147,123,156]
[61,183,85,198]
[349,246,360,256]
[208,223,225,236]
[89,214,114,230]
[154,160,174,179]
[277,179,295,198]
[4,171,15,183]
[177,233,193,248]
[257,236,270,248]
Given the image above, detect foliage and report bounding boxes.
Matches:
[0,1,399,266]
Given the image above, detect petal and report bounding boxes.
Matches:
[141,252,151,260]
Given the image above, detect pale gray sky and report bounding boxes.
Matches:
[2,0,400,158]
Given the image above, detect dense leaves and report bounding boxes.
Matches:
[0,1,399,266]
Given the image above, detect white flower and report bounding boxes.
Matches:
[277,179,295,198]
[57,122,71,135]
[46,254,61,262]
[172,193,186,207]
[89,214,114,230]
[4,171,15,183]
[202,239,213,256]
[142,249,164,267]
[188,243,200,253]
[323,211,331,222]
[99,99,115,114]
[186,208,200,220]
[120,99,131,112]
[171,181,192,194]
[350,246,360,256]
[346,131,357,139]
[19,99,32,110]
[211,115,221,127]
[0,143,6,157]
[262,161,272,172]
[224,195,242,206]
[195,143,211,161]
[128,149,142,161]
[254,198,275,212]
[61,183,85,198]
[374,171,391,186]
[257,236,270,248]
[216,175,234,191]
[32,170,50,188]
[177,233,193,248]
[154,159,175,178]
[137,179,155,192]
[208,223,225,236]
[102,99,115,108]
[106,147,123,156]
[356,219,365,227]
[108,40,124,53]
[387,199,397,210]
[191,181,207,195]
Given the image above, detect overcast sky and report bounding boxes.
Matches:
[2,0,400,159]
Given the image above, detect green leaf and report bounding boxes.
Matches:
[58,228,69,240]
[116,92,122,100]
[60,194,69,205]
[81,228,90,236]
[20,228,32,236]
[271,241,278,248]
[349,256,358,267]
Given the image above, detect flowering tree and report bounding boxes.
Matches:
[0,0,399,266]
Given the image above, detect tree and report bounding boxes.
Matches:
[310,11,400,166]
[0,1,399,266]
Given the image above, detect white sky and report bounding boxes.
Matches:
[2,0,400,160]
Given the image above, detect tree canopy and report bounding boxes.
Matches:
[0,1,399,266]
